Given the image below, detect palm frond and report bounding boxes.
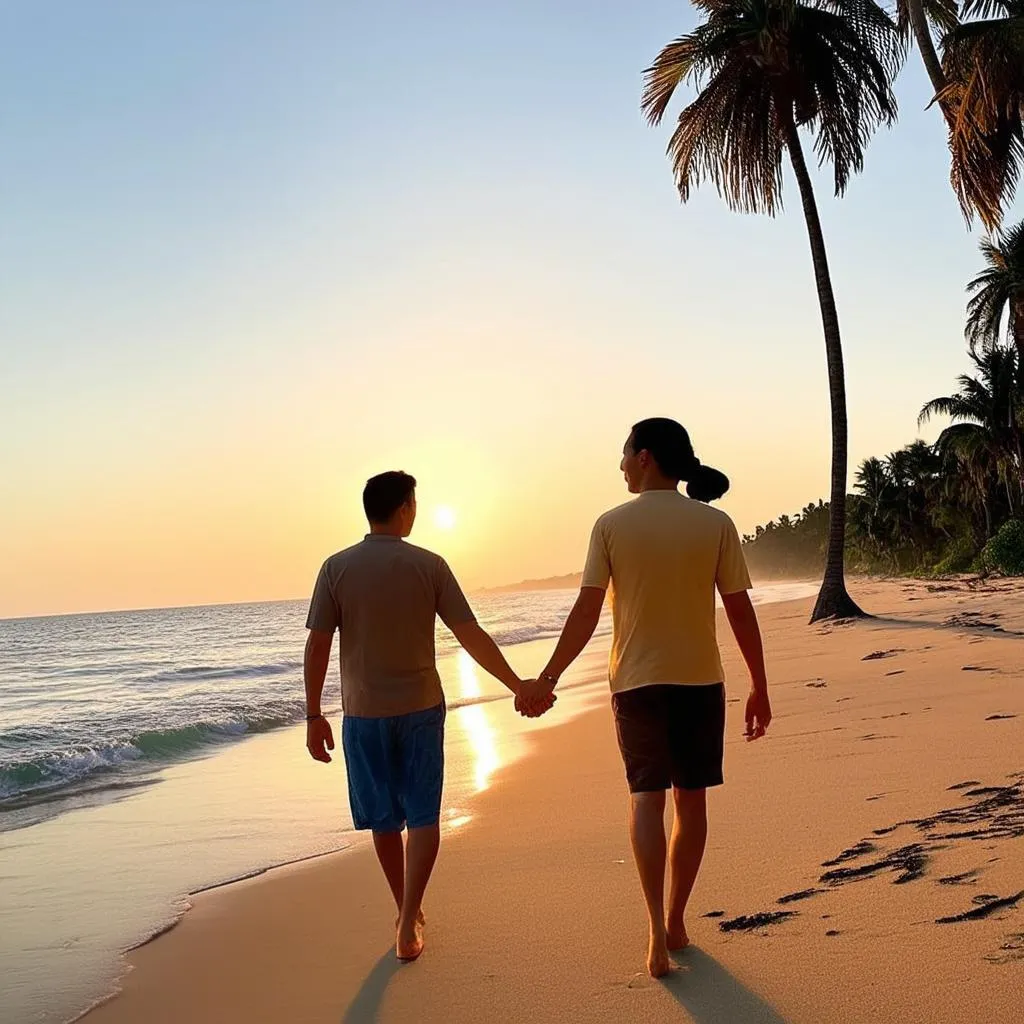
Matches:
[644,0,903,211]
[940,12,1024,228]
[965,220,1024,348]
[960,0,1019,17]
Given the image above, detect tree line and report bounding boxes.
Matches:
[742,337,1024,578]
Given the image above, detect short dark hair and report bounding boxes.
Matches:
[362,471,416,524]
[629,418,730,502]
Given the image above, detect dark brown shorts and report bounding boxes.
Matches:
[611,683,726,793]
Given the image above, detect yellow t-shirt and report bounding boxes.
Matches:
[581,490,751,694]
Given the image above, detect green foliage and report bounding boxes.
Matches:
[933,535,981,575]
[742,502,831,578]
[978,519,1024,574]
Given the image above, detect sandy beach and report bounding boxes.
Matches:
[83,579,1024,1024]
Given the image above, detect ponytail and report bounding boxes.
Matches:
[630,418,730,502]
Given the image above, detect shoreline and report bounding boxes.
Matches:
[81,578,1024,1024]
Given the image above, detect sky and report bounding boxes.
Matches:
[1,1,1018,619]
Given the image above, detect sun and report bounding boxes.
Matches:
[433,505,457,531]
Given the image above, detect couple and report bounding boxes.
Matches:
[303,417,771,975]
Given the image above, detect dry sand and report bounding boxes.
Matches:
[84,579,1024,1023]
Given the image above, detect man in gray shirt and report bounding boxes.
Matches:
[304,471,551,961]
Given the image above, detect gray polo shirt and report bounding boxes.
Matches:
[306,535,476,718]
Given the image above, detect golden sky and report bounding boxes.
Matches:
[1,1,979,619]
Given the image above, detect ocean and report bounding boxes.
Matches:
[0,592,600,832]
[0,583,817,1023]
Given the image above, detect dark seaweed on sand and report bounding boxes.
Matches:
[821,840,876,867]
[819,844,927,886]
[936,891,1024,924]
[777,888,821,904]
[719,911,797,932]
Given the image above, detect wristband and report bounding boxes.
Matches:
[306,713,325,721]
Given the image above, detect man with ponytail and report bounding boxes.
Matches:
[525,418,771,978]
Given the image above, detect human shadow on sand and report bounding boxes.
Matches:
[340,951,401,1024]
[662,947,788,1024]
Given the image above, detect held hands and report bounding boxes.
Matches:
[306,715,335,762]
[514,676,557,718]
[744,687,772,741]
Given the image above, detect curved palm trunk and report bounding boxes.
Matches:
[906,0,948,100]
[784,120,867,622]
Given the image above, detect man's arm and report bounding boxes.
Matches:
[721,590,771,740]
[537,586,606,690]
[304,629,335,762]
[447,619,523,696]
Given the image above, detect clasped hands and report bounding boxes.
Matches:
[514,675,557,718]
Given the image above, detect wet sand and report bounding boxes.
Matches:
[83,578,1024,1023]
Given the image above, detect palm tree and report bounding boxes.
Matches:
[919,344,1023,514]
[853,456,892,553]
[966,220,1024,357]
[940,1,1024,228]
[935,422,1003,534]
[641,0,903,621]
[884,440,944,560]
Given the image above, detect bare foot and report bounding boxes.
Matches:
[666,917,689,952]
[396,919,425,962]
[647,931,671,978]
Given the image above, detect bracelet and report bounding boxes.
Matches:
[306,713,325,721]
[540,671,559,687]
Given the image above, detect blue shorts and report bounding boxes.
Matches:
[341,702,446,832]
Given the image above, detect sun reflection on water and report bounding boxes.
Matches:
[455,649,500,793]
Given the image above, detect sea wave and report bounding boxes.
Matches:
[139,660,303,684]
[0,700,307,803]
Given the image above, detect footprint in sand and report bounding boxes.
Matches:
[986,714,1017,721]
[627,973,656,989]
[862,649,904,661]
[984,933,1024,964]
